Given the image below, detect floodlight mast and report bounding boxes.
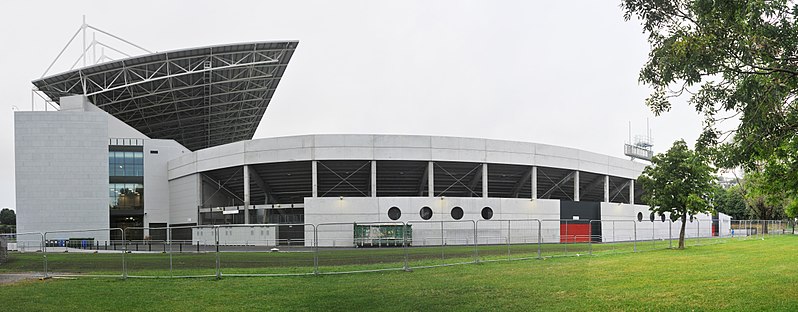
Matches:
[40,15,151,79]
[624,120,654,162]
[33,16,152,111]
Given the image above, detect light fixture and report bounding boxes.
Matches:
[339,196,344,200]
[440,196,445,200]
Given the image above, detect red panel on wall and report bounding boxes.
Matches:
[560,224,591,243]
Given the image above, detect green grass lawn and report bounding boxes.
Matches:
[1,235,796,311]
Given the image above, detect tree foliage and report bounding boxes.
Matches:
[622,0,798,216]
[638,140,715,249]
[0,208,15,226]
[713,184,748,220]
[742,171,788,220]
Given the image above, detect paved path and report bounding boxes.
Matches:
[0,273,40,285]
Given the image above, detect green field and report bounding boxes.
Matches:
[1,235,796,311]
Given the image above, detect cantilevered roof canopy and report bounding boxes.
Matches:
[32,41,298,151]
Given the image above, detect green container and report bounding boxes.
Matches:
[354,224,412,247]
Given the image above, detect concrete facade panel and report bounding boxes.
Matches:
[169,174,199,225]
[15,111,109,241]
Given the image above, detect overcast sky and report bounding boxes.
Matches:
[0,1,710,210]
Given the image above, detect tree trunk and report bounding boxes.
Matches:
[678,214,687,249]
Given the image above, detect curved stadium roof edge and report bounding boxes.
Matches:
[32,41,300,151]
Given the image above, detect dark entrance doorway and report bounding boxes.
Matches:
[267,208,304,245]
[559,201,601,242]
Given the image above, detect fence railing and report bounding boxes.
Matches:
[0,219,792,279]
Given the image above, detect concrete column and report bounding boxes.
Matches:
[311,160,318,197]
[371,160,377,197]
[428,161,434,197]
[196,173,203,225]
[574,170,580,201]
[244,165,250,224]
[531,166,537,200]
[482,163,488,198]
[629,179,635,205]
[604,175,610,202]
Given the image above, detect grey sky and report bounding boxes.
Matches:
[0,1,708,210]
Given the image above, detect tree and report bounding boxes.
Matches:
[638,140,715,249]
[622,0,798,216]
[0,208,15,226]
[741,171,787,231]
[713,184,748,220]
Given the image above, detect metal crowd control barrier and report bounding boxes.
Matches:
[475,219,542,262]
[0,232,45,278]
[537,219,587,258]
[123,225,219,278]
[43,228,125,278]
[404,220,476,269]
[216,223,317,277]
[316,221,406,274]
[588,220,639,255]
[3,218,791,280]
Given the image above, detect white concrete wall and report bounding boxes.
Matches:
[144,139,190,231]
[305,197,561,247]
[600,203,712,242]
[718,212,732,237]
[193,226,276,246]
[168,134,647,181]
[14,111,110,241]
[169,174,199,225]
[61,95,148,139]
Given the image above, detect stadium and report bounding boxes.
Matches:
[15,39,725,248]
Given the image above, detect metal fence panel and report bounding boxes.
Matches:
[476,219,541,262]
[217,224,316,276]
[405,220,476,268]
[588,220,639,255]
[0,232,45,279]
[316,222,407,274]
[538,219,592,258]
[43,228,124,278]
[0,218,790,279]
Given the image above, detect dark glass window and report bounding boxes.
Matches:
[109,183,144,210]
[650,212,655,222]
[420,206,433,220]
[388,207,401,220]
[481,207,493,220]
[451,207,464,220]
[637,212,643,222]
[660,214,666,222]
[108,151,144,177]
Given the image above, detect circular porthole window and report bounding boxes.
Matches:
[660,214,666,222]
[690,215,694,223]
[637,212,643,222]
[650,212,655,222]
[451,206,464,220]
[388,207,401,221]
[481,207,494,220]
[420,206,433,220]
